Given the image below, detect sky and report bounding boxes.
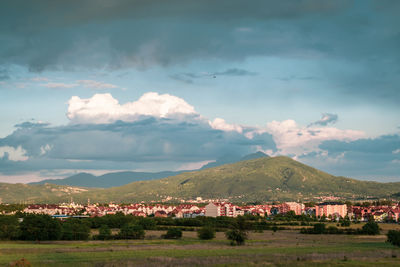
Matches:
[0,0,399,183]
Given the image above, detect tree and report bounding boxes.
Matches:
[98,224,112,240]
[0,215,20,240]
[163,228,182,239]
[225,229,247,246]
[362,220,380,235]
[387,230,400,247]
[61,218,91,240]
[197,225,215,240]
[119,223,145,239]
[225,216,248,245]
[20,214,61,241]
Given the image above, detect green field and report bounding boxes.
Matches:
[2,229,400,266]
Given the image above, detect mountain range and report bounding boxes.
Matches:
[2,155,400,204]
[30,152,269,188]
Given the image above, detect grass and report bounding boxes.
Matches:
[2,230,400,266]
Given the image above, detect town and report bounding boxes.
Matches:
[8,200,399,223]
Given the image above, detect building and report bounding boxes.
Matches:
[315,202,347,218]
[205,202,238,217]
[284,202,305,215]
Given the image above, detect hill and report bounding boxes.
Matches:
[30,151,269,188]
[3,156,400,203]
[30,171,183,188]
[0,183,91,204]
[73,156,400,203]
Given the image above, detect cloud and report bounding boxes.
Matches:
[0,67,9,80]
[77,80,118,89]
[43,82,78,89]
[170,68,256,83]
[265,119,364,156]
[308,113,338,127]
[297,134,400,180]
[0,92,279,181]
[0,146,28,161]
[67,92,197,124]
[209,118,243,133]
[213,68,257,77]
[31,77,49,82]
[1,1,399,104]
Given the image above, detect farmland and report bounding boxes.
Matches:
[2,228,400,266]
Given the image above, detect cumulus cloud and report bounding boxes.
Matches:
[67,92,197,124]
[209,118,243,133]
[0,146,28,161]
[308,113,338,127]
[265,119,364,156]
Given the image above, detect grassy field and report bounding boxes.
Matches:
[2,228,400,266]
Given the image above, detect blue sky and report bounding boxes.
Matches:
[0,0,399,183]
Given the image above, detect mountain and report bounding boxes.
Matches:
[30,171,183,188]
[200,151,269,169]
[72,156,400,203]
[5,156,400,203]
[0,183,91,204]
[31,151,269,188]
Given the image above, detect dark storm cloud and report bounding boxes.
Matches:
[0,0,348,71]
[0,118,276,174]
[298,134,400,179]
[1,0,399,103]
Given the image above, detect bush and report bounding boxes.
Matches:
[20,214,61,241]
[98,224,112,240]
[119,224,145,239]
[362,221,380,235]
[313,223,326,234]
[225,229,247,246]
[197,225,215,240]
[387,230,400,247]
[163,228,182,239]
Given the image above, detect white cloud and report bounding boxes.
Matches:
[31,77,49,82]
[67,92,197,124]
[393,149,400,154]
[43,82,78,89]
[0,146,28,161]
[266,119,365,156]
[77,80,118,89]
[209,118,243,133]
[40,144,53,155]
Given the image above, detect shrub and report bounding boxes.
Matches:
[163,228,182,239]
[119,223,145,239]
[313,223,326,234]
[387,230,400,247]
[197,225,215,240]
[225,229,247,246]
[362,221,380,235]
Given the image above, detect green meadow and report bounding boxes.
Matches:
[2,230,400,266]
